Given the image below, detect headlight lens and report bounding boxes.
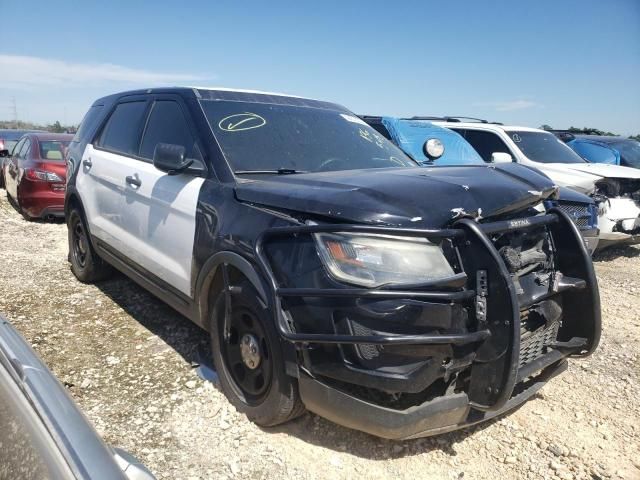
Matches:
[314,232,455,288]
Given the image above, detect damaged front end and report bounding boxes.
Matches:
[594,178,640,248]
[255,208,601,439]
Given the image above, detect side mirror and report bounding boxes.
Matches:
[491,152,513,163]
[0,149,9,158]
[153,143,193,175]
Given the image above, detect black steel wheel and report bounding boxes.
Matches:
[68,207,112,283]
[210,279,305,426]
[219,305,273,405]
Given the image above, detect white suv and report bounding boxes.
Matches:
[432,119,640,248]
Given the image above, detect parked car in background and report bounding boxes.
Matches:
[552,132,640,170]
[426,118,640,249]
[361,116,600,253]
[0,314,155,479]
[0,129,43,188]
[3,132,72,220]
[64,87,600,439]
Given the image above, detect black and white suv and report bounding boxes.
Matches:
[65,88,600,439]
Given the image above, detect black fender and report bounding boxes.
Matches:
[194,251,299,377]
[195,251,269,327]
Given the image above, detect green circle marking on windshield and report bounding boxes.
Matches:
[218,113,267,132]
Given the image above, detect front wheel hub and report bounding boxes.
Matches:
[240,334,261,369]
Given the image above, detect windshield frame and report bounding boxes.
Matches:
[199,98,417,177]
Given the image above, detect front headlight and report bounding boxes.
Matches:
[313,232,455,288]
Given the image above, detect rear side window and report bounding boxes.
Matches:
[39,141,71,162]
[74,105,104,143]
[457,129,512,163]
[139,101,197,160]
[98,101,147,155]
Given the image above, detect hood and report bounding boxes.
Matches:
[534,162,640,194]
[557,162,640,180]
[234,164,557,228]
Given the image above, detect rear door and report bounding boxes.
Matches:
[76,98,149,252]
[117,96,206,297]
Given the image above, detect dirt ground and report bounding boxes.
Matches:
[0,194,638,480]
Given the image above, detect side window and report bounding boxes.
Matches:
[74,105,104,143]
[11,138,25,158]
[139,101,200,161]
[369,123,392,140]
[19,139,32,160]
[97,101,148,156]
[458,129,512,163]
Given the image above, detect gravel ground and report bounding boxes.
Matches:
[0,194,638,480]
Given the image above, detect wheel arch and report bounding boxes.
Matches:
[195,251,270,331]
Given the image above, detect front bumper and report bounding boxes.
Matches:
[255,209,600,436]
[299,357,567,440]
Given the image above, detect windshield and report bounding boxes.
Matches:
[39,140,70,161]
[201,100,416,173]
[612,140,640,169]
[510,131,587,164]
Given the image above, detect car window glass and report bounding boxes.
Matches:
[509,131,586,164]
[570,141,618,164]
[612,140,640,169]
[457,129,512,162]
[11,138,25,157]
[75,105,104,143]
[139,100,199,160]
[98,101,147,155]
[0,366,73,479]
[19,139,31,159]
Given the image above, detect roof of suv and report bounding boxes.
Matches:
[432,121,544,133]
[91,86,344,112]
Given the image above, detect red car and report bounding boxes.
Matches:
[3,133,72,220]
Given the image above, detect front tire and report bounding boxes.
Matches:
[210,280,304,426]
[68,208,112,282]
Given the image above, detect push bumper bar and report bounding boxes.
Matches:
[254,209,600,420]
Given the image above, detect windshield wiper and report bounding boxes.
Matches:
[234,168,309,175]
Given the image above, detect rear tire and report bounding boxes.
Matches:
[68,208,112,283]
[209,280,305,426]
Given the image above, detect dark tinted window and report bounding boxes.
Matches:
[139,101,197,160]
[98,101,147,155]
[75,105,104,143]
[456,129,512,163]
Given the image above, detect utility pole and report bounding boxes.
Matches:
[10,97,18,129]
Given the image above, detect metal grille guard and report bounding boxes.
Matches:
[254,214,560,347]
[250,212,600,411]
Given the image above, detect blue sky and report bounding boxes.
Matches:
[1,0,639,134]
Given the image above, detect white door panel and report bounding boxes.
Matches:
[120,159,204,297]
[77,144,130,252]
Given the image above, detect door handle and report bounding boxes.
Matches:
[82,158,92,169]
[125,174,141,188]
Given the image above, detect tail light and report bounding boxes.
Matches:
[25,169,63,182]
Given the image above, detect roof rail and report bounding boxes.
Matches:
[406,116,504,125]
